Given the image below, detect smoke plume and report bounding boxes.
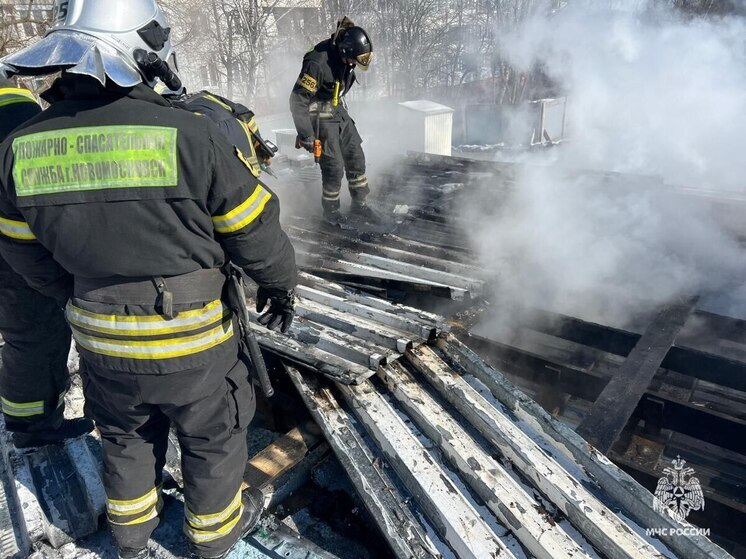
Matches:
[470,2,746,329]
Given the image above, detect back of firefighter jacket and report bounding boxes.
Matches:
[0,75,297,373]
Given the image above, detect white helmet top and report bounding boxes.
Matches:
[1,0,174,87]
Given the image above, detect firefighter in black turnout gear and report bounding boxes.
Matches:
[0,1,297,558]
[290,17,375,225]
[0,78,94,448]
[176,90,274,179]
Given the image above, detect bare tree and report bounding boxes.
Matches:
[162,0,280,103]
[0,0,51,58]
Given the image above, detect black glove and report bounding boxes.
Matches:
[295,135,314,153]
[256,287,295,333]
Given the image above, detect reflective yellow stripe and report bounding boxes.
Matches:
[186,490,242,529]
[72,320,234,360]
[322,190,341,201]
[108,489,163,526]
[212,185,271,234]
[0,87,37,101]
[203,94,232,111]
[348,174,368,186]
[246,118,259,134]
[184,505,243,544]
[238,121,261,174]
[1,397,44,417]
[67,299,230,336]
[108,487,160,516]
[0,88,37,108]
[0,216,36,240]
[0,97,37,109]
[109,503,161,526]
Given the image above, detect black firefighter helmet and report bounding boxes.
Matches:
[336,26,373,71]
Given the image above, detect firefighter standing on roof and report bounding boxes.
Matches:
[0,1,297,558]
[0,78,94,449]
[289,17,375,225]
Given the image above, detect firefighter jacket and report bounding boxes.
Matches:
[0,75,297,374]
[0,82,73,434]
[290,38,357,142]
[178,91,264,178]
[0,82,42,138]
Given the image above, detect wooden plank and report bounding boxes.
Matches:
[407,344,667,559]
[241,424,321,492]
[495,305,746,393]
[436,336,733,559]
[284,365,441,559]
[577,300,696,453]
[469,325,746,454]
[336,380,515,559]
[294,298,414,354]
[295,285,439,339]
[378,362,593,559]
[250,326,374,385]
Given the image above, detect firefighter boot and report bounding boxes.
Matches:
[13,417,95,449]
[350,200,382,223]
[190,487,264,559]
[322,207,348,226]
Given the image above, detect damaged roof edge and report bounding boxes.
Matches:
[436,335,733,559]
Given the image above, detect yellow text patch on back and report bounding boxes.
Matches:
[12,126,178,196]
[299,74,318,93]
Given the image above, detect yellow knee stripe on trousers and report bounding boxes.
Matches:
[322,188,341,201]
[107,487,163,526]
[348,175,368,188]
[185,490,242,528]
[184,490,243,544]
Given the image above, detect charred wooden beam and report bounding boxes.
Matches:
[378,361,593,559]
[407,344,669,559]
[436,335,733,559]
[336,379,515,559]
[514,307,746,392]
[465,329,746,454]
[284,365,441,559]
[577,300,696,453]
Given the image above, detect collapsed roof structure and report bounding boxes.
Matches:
[0,151,743,559]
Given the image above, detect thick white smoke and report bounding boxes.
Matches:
[471,3,746,328]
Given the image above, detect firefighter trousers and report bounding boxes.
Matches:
[0,255,71,433]
[81,338,255,556]
[318,109,368,211]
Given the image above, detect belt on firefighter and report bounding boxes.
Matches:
[74,268,227,319]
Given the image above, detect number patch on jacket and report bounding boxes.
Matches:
[299,73,318,93]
